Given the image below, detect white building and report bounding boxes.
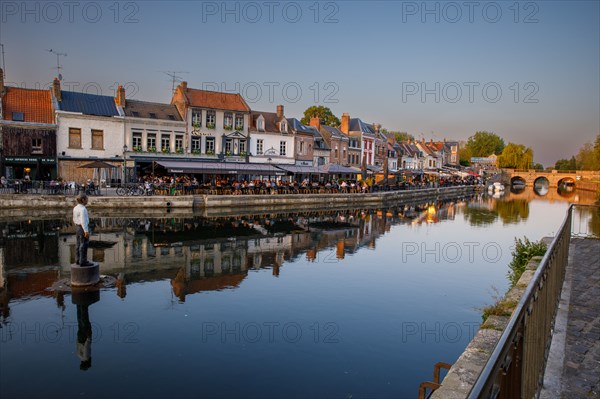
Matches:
[248,105,295,165]
[171,82,251,163]
[52,79,126,183]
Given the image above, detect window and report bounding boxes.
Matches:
[168,114,176,120]
[147,133,156,150]
[256,139,264,155]
[12,112,24,121]
[175,135,184,151]
[132,132,142,149]
[31,138,42,154]
[191,137,201,152]
[239,140,246,154]
[192,109,202,127]
[235,114,244,130]
[225,138,232,154]
[131,111,140,117]
[280,121,287,133]
[258,119,264,131]
[205,137,215,153]
[149,113,157,119]
[206,110,216,127]
[91,129,104,149]
[161,135,171,152]
[298,141,304,154]
[69,128,82,148]
[280,141,287,156]
[224,112,233,129]
[334,146,338,158]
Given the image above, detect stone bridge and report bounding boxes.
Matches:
[506,169,600,188]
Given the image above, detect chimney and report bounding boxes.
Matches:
[430,138,433,144]
[373,123,381,134]
[52,77,61,101]
[0,68,4,96]
[309,115,321,130]
[276,104,284,119]
[341,113,350,134]
[180,81,188,91]
[115,85,126,107]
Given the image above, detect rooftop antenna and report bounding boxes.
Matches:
[46,49,67,80]
[0,43,6,74]
[162,71,189,94]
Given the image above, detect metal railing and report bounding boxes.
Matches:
[0,180,107,196]
[467,204,585,398]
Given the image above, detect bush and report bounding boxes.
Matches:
[507,237,547,288]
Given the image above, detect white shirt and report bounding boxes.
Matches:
[73,204,90,233]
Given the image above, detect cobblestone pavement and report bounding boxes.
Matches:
[562,238,600,399]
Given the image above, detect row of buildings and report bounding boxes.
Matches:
[0,69,459,182]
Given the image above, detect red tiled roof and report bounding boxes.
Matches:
[184,88,250,112]
[2,87,54,124]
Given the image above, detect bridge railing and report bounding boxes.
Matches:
[467,204,583,399]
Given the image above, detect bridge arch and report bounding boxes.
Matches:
[533,176,550,196]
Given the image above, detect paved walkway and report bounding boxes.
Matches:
[542,237,600,399]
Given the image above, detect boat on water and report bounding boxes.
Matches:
[488,182,505,193]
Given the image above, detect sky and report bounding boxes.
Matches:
[1,0,598,166]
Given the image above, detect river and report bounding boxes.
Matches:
[0,187,598,398]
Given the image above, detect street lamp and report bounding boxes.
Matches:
[122,145,128,184]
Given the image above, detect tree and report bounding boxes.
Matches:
[497,143,533,169]
[576,142,598,170]
[466,131,505,157]
[458,142,472,166]
[555,156,577,170]
[300,106,340,126]
[380,129,413,142]
[533,163,544,170]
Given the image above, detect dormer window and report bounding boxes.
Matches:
[280,121,287,133]
[12,112,24,121]
[257,119,264,131]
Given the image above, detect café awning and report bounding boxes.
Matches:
[275,165,321,174]
[318,163,360,174]
[155,161,285,175]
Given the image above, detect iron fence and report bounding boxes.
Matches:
[467,204,599,398]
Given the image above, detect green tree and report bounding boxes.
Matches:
[459,142,472,167]
[497,143,533,169]
[300,106,340,126]
[466,131,505,157]
[576,142,597,170]
[533,163,544,170]
[555,156,577,170]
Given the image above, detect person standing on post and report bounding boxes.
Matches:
[73,194,93,266]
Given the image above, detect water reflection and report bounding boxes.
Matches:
[534,177,550,196]
[0,195,472,313]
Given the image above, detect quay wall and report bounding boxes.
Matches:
[0,186,478,210]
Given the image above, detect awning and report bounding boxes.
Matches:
[318,164,360,174]
[275,165,321,174]
[155,161,286,175]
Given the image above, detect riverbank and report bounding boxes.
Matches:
[0,185,479,210]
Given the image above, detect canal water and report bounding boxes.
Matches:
[0,188,598,398]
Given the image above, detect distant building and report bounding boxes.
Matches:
[171,81,251,163]
[248,105,295,165]
[52,78,124,182]
[0,69,58,180]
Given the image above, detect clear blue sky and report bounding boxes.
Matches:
[2,0,598,166]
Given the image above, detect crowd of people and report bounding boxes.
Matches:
[131,173,481,195]
[0,172,481,196]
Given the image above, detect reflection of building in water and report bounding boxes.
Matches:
[0,197,477,309]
